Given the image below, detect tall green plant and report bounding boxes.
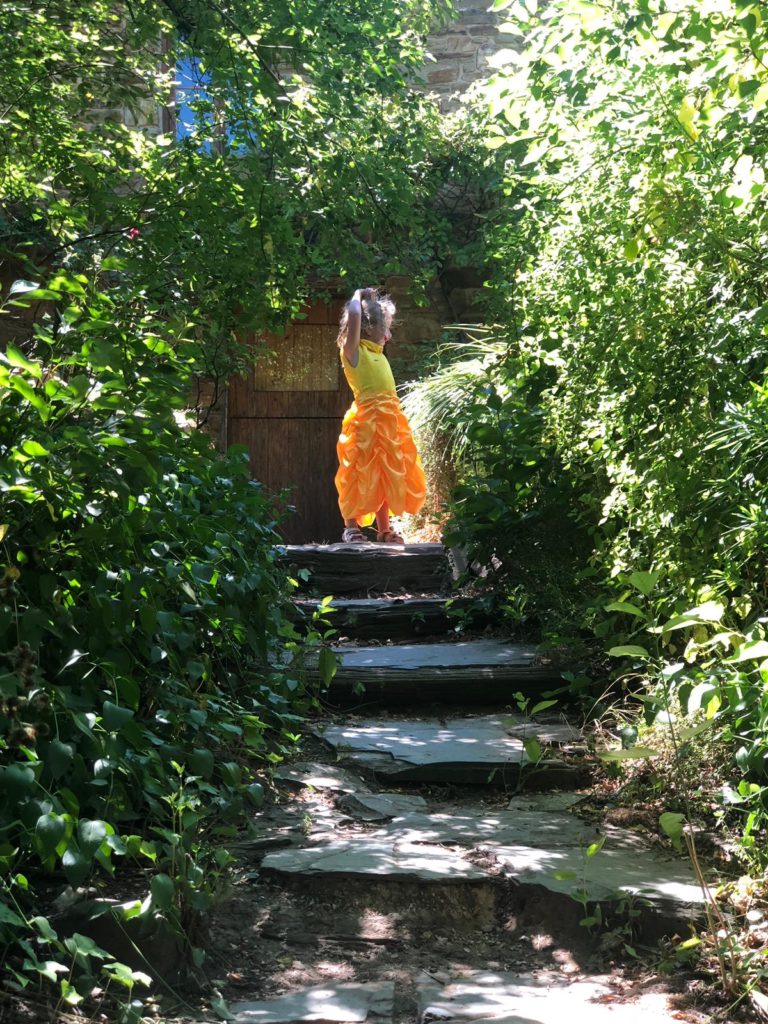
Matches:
[473,0,768,591]
[417,0,768,868]
[0,0,455,1010]
[0,273,317,1010]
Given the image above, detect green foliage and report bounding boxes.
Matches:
[0,272,324,1006]
[1,0,456,341]
[472,0,768,598]
[0,0,457,1010]
[408,0,768,868]
[402,329,592,640]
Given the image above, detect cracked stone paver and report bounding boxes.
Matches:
[333,641,544,671]
[490,840,704,909]
[370,809,596,846]
[317,716,579,782]
[507,792,586,812]
[274,762,371,794]
[260,809,705,918]
[261,840,489,882]
[231,980,395,1023]
[415,970,679,1023]
[336,792,428,821]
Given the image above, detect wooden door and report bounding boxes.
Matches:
[228,301,351,544]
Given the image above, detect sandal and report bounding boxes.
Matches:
[376,530,405,545]
[342,526,367,543]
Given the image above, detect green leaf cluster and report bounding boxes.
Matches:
[0,268,324,1006]
[0,0,458,1009]
[408,0,768,860]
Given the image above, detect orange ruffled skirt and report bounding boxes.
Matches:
[335,392,427,527]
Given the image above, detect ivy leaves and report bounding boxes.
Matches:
[0,271,320,1009]
[2,0,453,1009]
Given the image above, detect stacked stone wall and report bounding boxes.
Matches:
[424,0,516,111]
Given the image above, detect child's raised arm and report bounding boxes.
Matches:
[342,287,374,367]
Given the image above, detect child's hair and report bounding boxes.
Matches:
[336,289,396,348]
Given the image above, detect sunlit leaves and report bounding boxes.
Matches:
[607,645,651,659]
[727,639,768,663]
[598,745,658,761]
[677,96,700,141]
[1,1,441,1007]
[417,1,768,890]
[659,811,686,852]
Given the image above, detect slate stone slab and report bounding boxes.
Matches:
[337,792,428,822]
[245,799,341,845]
[231,980,395,1023]
[336,641,543,671]
[507,792,586,812]
[318,716,580,785]
[261,840,489,883]
[260,808,705,929]
[491,839,705,913]
[274,762,371,795]
[416,970,678,1024]
[325,641,565,703]
[371,809,596,847]
[293,596,488,640]
[277,543,448,595]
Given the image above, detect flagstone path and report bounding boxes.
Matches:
[205,542,712,1024]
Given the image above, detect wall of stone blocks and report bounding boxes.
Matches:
[424,0,516,111]
[86,95,167,137]
[381,268,485,386]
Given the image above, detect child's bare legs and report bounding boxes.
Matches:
[375,503,404,544]
[374,503,390,535]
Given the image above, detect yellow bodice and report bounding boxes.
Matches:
[340,337,397,402]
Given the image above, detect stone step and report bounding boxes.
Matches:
[276,542,449,596]
[412,970,679,1024]
[220,745,708,1024]
[315,714,583,786]
[228,973,683,1024]
[318,640,565,704]
[259,809,705,941]
[230,982,394,1023]
[250,750,705,943]
[293,595,489,640]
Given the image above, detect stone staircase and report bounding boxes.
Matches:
[213,542,709,1024]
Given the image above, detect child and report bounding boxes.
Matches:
[335,287,426,544]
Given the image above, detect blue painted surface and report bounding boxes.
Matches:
[175,55,213,148]
[175,55,251,153]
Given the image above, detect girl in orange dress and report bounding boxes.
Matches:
[335,287,426,544]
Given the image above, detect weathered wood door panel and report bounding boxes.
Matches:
[228,301,351,544]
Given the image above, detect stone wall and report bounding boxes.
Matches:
[424,0,516,111]
[87,93,168,138]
